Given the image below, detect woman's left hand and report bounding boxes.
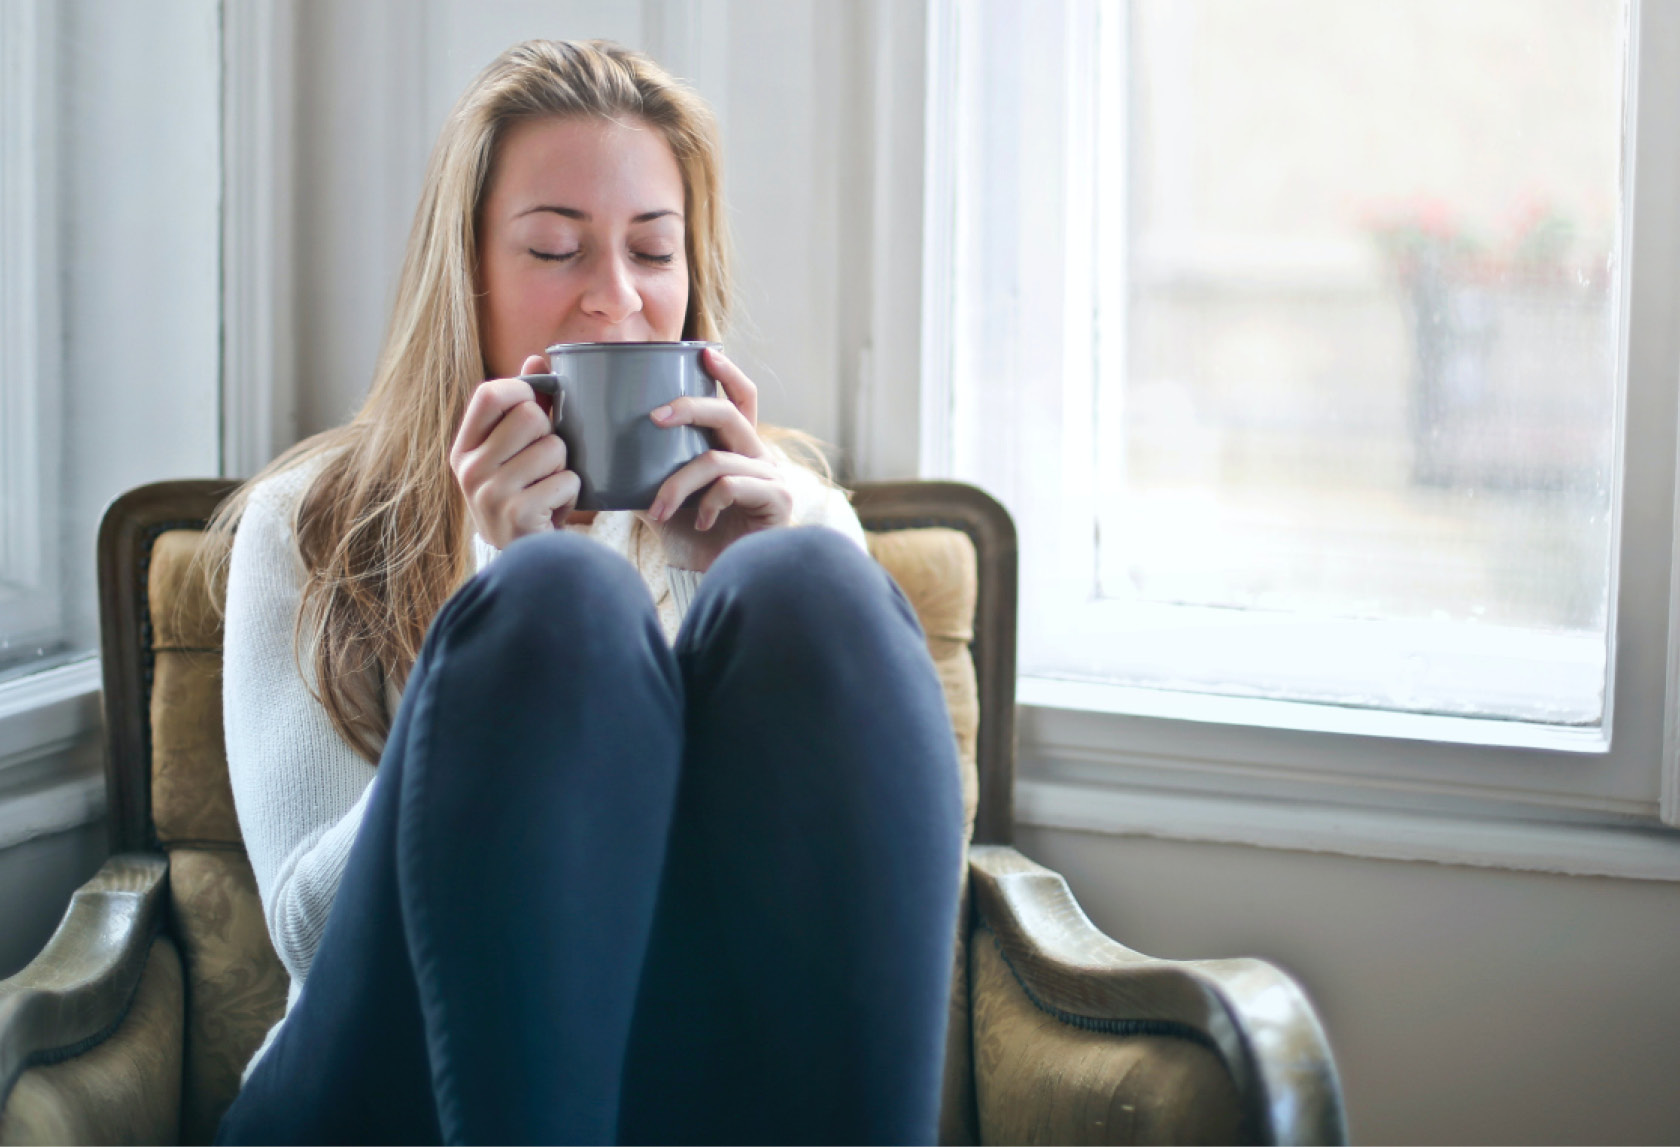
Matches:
[644,347,794,571]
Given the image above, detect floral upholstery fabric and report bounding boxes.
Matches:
[0,937,183,1146]
[167,850,288,1144]
[149,532,240,848]
[969,929,1243,1145]
[150,529,289,1141]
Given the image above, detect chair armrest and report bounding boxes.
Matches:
[970,845,1347,1146]
[0,854,169,1112]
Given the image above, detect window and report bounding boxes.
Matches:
[0,0,63,682]
[925,0,1680,854]
[0,0,221,737]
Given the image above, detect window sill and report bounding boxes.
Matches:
[1015,673,1680,882]
[0,658,106,850]
[1016,775,1680,883]
[1019,675,1608,755]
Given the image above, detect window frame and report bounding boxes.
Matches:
[918,0,1680,871]
[0,0,63,667]
[0,0,232,852]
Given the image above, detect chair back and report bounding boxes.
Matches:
[96,477,1017,1143]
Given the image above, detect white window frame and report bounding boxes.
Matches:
[918,0,1680,879]
[0,0,239,851]
[0,0,63,665]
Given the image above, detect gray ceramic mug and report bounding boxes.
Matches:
[519,341,718,511]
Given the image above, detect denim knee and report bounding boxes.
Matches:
[680,526,917,654]
[436,531,661,671]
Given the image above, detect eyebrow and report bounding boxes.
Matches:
[516,206,683,224]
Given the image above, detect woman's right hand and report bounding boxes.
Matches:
[449,353,581,549]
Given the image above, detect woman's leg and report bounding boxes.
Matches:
[619,527,966,1145]
[218,532,684,1145]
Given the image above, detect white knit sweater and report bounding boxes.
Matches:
[224,457,867,1079]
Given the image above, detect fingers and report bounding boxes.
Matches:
[651,395,762,457]
[464,438,580,544]
[702,346,758,425]
[693,475,791,532]
[648,450,788,528]
[452,375,548,466]
[450,357,577,548]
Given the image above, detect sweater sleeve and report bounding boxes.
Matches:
[223,467,378,986]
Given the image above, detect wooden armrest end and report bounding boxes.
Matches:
[970,844,1347,1146]
[0,853,169,1112]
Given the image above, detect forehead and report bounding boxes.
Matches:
[486,115,684,215]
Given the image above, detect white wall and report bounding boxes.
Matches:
[1017,824,1680,1144]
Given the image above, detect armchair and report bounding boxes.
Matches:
[0,478,1346,1144]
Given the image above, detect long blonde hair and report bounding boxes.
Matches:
[207,40,734,763]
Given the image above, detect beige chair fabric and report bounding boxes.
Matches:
[167,850,288,1145]
[970,930,1243,1145]
[0,938,184,1146]
[149,531,288,1141]
[149,531,240,849]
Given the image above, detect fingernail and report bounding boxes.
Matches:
[652,405,673,423]
[649,500,666,521]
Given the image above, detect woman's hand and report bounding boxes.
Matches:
[450,353,580,550]
[645,347,794,571]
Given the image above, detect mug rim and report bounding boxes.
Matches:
[543,339,720,354]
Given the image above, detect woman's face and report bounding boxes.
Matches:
[478,115,689,379]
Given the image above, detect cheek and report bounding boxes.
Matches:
[482,261,571,373]
[490,266,569,332]
[648,271,691,340]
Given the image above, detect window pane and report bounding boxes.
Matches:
[0,1,223,685]
[1098,0,1623,718]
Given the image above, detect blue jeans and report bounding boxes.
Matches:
[216,527,964,1145]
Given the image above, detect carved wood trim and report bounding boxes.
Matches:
[970,844,1349,1146]
[0,853,169,1112]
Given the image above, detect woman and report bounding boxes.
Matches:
[212,39,962,1146]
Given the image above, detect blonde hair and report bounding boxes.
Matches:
[207,40,738,763]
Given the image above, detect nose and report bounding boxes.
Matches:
[578,250,643,327]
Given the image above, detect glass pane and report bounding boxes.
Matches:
[1101,0,1623,663]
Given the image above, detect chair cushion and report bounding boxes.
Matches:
[149,532,239,847]
[0,936,184,1146]
[970,929,1244,1145]
[169,850,288,1145]
[149,529,224,650]
[865,527,981,843]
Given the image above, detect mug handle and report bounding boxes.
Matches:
[518,373,564,420]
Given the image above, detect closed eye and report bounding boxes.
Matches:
[637,252,676,265]
[529,248,578,262]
